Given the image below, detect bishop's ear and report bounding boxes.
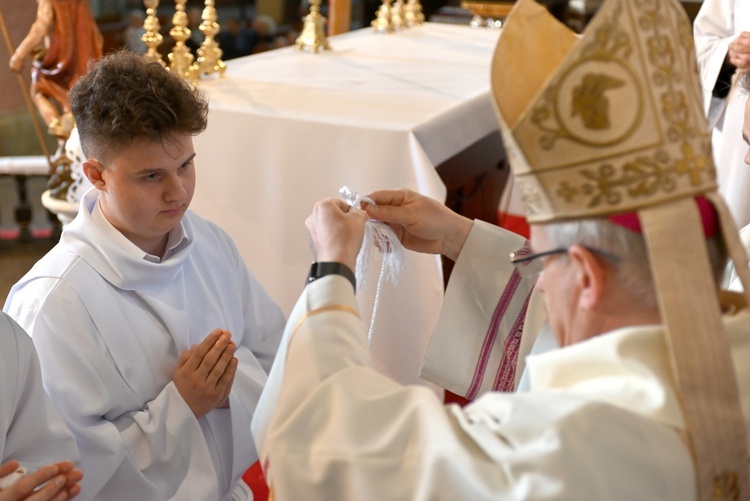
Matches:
[567,244,608,310]
[82,159,106,189]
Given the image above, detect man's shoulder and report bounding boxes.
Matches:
[9,245,97,307]
[15,244,82,283]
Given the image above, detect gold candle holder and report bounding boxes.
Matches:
[295,0,331,53]
[142,0,165,66]
[189,0,226,79]
[372,0,394,33]
[168,0,195,81]
[404,0,425,27]
[390,0,405,30]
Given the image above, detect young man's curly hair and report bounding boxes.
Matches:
[70,50,209,162]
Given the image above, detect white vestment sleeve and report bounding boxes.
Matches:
[251,274,361,457]
[253,276,695,500]
[15,290,217,501]
[233,231,285,377]
[420,220,550,396]
[0,313,79,472]
[225,232,286,491]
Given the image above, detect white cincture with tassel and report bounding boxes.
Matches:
[339,186,404,346]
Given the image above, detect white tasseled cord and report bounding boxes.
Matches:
[339,186,404,346]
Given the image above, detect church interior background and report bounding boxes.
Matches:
[0,0,706,303]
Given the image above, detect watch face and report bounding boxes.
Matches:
[306,263,318,283]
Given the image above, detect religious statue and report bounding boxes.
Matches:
[8,0,103,200]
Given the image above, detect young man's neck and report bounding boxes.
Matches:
[97,198,171,258]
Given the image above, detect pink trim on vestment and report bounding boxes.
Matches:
[466,269,522,400]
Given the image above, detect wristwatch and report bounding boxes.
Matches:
[306,262,356,290]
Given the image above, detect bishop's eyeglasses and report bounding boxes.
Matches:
[509,246,619,279]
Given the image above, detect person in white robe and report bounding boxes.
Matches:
[0,312,82,500]
[694,0,750,228]
[253,0,750,497]
[251,191,749,500]
[722,72,750,291]
[3,51,285,501]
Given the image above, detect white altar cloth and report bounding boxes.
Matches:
[191,23,502,392]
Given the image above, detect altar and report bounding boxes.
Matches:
[191,22,504,391]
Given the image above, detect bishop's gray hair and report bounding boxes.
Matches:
[542,219,656,309]
[541,217,727,311]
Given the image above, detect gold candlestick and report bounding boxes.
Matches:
[372,0,394,33]
[295,0,331,53]
[142,0,165,66]
[404,0,424,27]
[390,0,405,30]
[168,0,195,81]
[189,0,226,79]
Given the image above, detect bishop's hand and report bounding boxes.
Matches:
[0,461,82,501]
[364,188,472,262]
[729,31,750,71]
[306,197,367,272]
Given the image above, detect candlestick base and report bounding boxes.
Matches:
[404,0,425,27]
[295,0,331,53]
[372,0,395,33]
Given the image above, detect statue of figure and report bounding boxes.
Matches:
[9,0,103,199]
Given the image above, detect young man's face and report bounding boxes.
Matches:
[93,133,196,256]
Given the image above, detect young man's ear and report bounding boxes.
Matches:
[568,244,607,310]
[82,160,106,189]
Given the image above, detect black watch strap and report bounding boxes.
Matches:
[306,262,356,290]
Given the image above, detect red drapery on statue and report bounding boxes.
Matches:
[32,0,102,113]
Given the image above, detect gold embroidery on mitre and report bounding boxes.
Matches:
[507,0,715,221]
[713,470,739,501]
[517,180,544,217]
[554,141,713,209]
[530,2,639,150]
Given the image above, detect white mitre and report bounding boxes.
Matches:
[491,0,750,497]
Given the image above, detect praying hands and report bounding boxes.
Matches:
[173,328,238,419]
[0,461,82,501]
